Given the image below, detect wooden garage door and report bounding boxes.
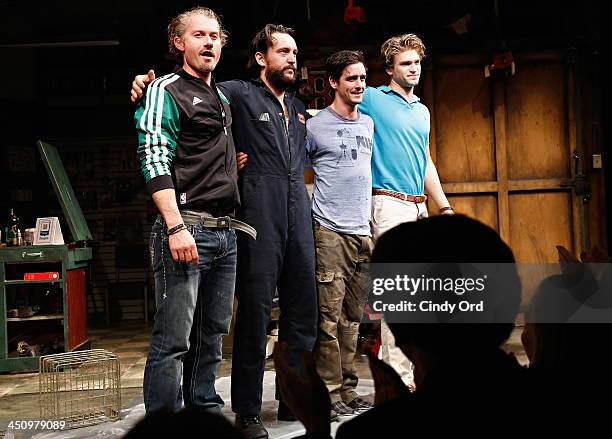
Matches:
[423,51,583,300]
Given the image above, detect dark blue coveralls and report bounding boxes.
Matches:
[218,79,318,416]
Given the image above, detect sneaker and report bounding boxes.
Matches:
[347,397,374,411]
[277,400,297,422]
[235,415,269,439]
[331,400,355,416]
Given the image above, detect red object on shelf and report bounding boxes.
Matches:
[24,272,60,281]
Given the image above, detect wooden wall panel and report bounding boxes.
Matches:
[427,51,596,314]
[507,63,570,180]
[446,194,498,232]
[508,192,574,263]
[509,191,574,305]
[434,67,496,183]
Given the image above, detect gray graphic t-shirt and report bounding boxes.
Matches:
[306,107,374,235]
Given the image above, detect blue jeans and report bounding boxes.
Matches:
[144,216,237,413]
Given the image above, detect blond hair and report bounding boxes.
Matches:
[167,7,228,59]
[381,33,426,68]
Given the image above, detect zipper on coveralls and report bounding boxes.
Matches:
[280,111,292,181]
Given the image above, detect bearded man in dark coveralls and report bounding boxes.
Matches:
[220,24,317,437]
[131,23,317,439]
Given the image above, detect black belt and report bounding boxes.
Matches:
[180,210,257,240]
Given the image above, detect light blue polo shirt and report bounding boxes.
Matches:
[359,86,430,195]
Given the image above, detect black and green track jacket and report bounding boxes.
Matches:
[135,68,239,215]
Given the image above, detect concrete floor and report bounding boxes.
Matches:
[0,322,528,438]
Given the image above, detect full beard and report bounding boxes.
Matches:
[266,66,297,91]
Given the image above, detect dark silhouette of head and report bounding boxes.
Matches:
[372,215,520,362]
[124,407,245,439]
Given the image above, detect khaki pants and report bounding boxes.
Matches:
[313,221,373,403]
[371,195,428,386]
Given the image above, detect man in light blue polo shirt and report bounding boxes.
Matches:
[359,34,454,387]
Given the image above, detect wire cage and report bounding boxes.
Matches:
[39,349,121,429]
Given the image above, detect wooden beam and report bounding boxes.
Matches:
[508,179,569,191]
[494,81,510,242]
[567,61,584,255]
[441,182,498,193]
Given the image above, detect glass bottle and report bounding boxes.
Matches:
[7,209,20,247]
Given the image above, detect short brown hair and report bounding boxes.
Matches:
[380,33,426,68]
[326,50,365,81]
[167,7,228,60]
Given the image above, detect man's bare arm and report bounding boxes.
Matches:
[152,189,199,265]
[424,146,453,214]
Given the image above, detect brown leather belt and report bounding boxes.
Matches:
[372,189,427,203]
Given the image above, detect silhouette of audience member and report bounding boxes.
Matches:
[523,245,612,369]
[124,407,245,439]
[521,245,612,431]
[275,215,528,437]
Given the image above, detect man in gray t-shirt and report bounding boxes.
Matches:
[307,107,373,235]
[305,51,375,417]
